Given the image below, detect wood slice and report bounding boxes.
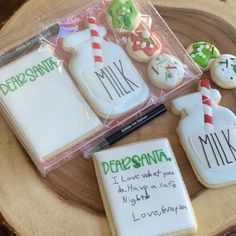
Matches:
[45,5,236,213]
[1,2,236,236]
[0,0,27,28]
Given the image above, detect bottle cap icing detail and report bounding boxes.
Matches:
[210,54,236,89]
[108,0,140,32]
[126,28,162,62]
[187,42,220,71]
[148,54,184,89]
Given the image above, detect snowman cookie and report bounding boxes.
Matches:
[210,54,236,89]
[172,79,236,188]
[106,0,141,33]
[148,54,184,90]
[63,22,149,119]
[126,28,162,62]
[187,42,220,72]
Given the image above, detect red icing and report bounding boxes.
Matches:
[204,114,213,124]
[130,30,161,57]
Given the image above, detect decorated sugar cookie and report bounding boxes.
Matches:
[93,139,197,236]
[148,54,184,90]
[126,28,162,62]
[210,54,236,89]
[172,79,236,188]
[0,46,102,161]
[63,17,149,119]
[187,42,220,72]
[106,0,141,33]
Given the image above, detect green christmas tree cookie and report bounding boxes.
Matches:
[187,42,220,72]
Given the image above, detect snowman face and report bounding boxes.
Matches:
[211,55,236,89]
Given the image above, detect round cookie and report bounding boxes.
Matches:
[106,0,141,33]
[126,28,162,62]
[210,54,236,89]
[187,42,220,72]
[148,54,184,90]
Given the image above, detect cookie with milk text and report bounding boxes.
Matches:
[172,79,236,188]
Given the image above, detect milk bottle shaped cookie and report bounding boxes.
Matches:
[63,18,149,119]
[172,80,236,188]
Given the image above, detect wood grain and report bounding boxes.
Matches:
[0,1,236,236]
[0,0,27,28]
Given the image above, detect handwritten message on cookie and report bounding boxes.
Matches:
[94,139,196,235]
[100,146,191,224]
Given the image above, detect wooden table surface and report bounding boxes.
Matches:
[0,0,236,236]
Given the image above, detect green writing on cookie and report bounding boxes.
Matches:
[102,149,172,175]
[0,57,59,96]
[109,0,139,31]
[190,42,220,69]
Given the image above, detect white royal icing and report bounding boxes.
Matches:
[0,46,102,160]
[63,26,149,119]
[210,54,236,89]
[172,89,236,187]
[93,139,197,236]
[148,54,184,90]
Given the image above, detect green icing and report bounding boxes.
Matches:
[101,149,172,175]
[233,64,236,74]
[190,42,220,69]
[144,38,151,45]
[0,57,59,96]
[108,0,139,31]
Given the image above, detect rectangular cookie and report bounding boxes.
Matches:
[0,46,102,161]
[93,138,197,236]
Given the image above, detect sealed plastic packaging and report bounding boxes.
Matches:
[0,0,202,176]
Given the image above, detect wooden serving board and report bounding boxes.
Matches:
[45,5,236,214]
[1,1,236,236]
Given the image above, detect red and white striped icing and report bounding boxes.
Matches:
[87,17,104,69]
[199,79,213,131]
